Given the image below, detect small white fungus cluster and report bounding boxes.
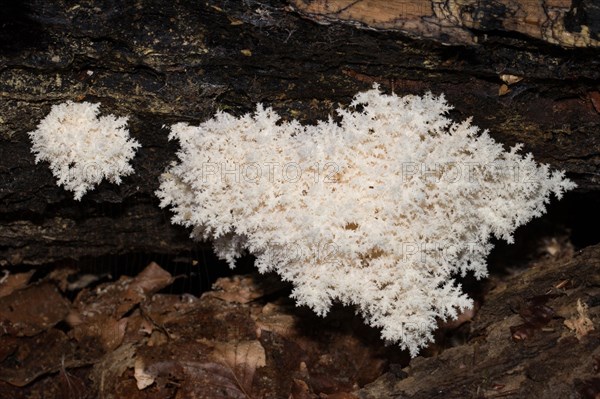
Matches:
[29,101,140,200]
[157,86,575,356]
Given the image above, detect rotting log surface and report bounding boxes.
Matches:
[291,0,600,48]
[1,1,599,262]
[357,243,600,399]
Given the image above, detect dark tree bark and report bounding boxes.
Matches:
[1,0,599,265]
[357,243,600,399]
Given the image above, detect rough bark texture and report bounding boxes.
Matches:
[291,0,600,47]
[0,0,599,397]
[1,0,599,265]
[357,243,600,399]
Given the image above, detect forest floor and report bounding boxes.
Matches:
[0,235,598,399]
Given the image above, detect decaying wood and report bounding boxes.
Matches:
[1,0,599,265]
[291,0,600,48]
[358,243,600,399]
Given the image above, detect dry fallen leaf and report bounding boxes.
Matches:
[89,343,138,397]
[213,340,267,393]
[0,270,35,298]
[134,357,156,390]
[498,84,511,96]
[255,303,297,338]
[117,262,174,315]
[206,274,286,304]
[69,262,174,352]
[0,282,70,336]
[500,74,523,85]
[290,378,316,399]
[0,329,81,387]
[564,299,595,340]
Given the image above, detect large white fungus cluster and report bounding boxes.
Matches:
[29,101,140,200]
[157,86,575,356]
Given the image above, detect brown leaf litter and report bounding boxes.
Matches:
[0,262,401,398]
